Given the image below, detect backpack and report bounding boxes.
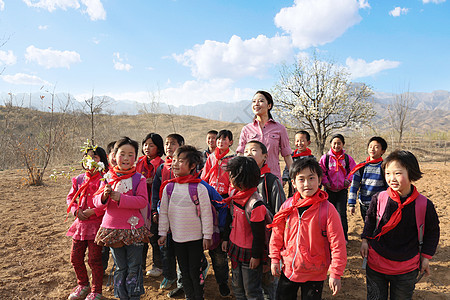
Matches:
[325,153,350,176]
[165,182,221,250]
[375,191,427,252]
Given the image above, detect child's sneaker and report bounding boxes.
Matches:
[146,267,163,277]
[68,285,90,300]
[159,277,177,289]
[85,292,103,300]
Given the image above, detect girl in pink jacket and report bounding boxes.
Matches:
[269,158,347,300]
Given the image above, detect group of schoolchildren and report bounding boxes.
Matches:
[65,129,440,300]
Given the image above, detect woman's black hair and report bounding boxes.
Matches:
[82,146,109,172]
[226,156,260,190]
[289,157,322,180]
[174,145,202,174]
[330,133,345,145]
[254,90,274,120]
[382,150,423,181]
[114,136,139,157]
[142,133,164,157]
[246,140,268,154]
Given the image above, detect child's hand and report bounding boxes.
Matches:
[344,179,351,188]
[271,262,281,277]
[329,277,341,296]
[203,238,211,250]
[420,257,431,276]
[158,236,166,247]
[349,206,356,215]
[152,213,159,223]
[110,191,121,202]
[360,239,369,258]
[76,209,88,220]
[82,208,95,218]
[104,184,112,195]
[146,177,153,185]
[249,257,260,269]
[221,241,228,252]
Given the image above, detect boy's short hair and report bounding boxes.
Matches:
[174,145,202,173]
[330,133,345,145]
[382,150,423,181]
[167,133,185,146]
[226,156,260,190]
[246,140,268,154]
[295,130,311,141]
[142,133,164,156]
[217,129,233,141]
[106,141,116,154]
[368,136,388,151]
[207,130,218,136]
[114,136,139,156]
[289,157,323,180]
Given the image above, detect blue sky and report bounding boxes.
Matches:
[0,0,449,106]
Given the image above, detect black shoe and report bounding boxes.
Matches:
[219,283,230,297]
[167,287,184,298]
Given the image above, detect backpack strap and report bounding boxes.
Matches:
[131,173,142,196]
[375,191,389,230]
[344,154,350,175]
[415,194,427,253]
[325,153,329,170]
[76,173,85,188]
[319,200,331,264]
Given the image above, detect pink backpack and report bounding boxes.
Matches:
[376,191,427,252]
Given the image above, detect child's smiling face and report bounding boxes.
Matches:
[172,152,195,177]
[115,144,136,170]
[385,160,411,196]
[165,137,180,158]
[292,168,321,198]
[206,133,217,151]
[295,133,311,152]
[367,140,385,160]
[217,136,233,152]
[330,137,344,153]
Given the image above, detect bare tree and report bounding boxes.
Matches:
[388,88,415,145]
[83,90,109,144]
[272,53,376,154]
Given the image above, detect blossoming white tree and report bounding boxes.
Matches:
[272,53,376,154]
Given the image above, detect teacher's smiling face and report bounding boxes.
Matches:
[252,93,272,117]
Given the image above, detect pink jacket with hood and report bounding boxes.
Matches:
[319,149,356,191]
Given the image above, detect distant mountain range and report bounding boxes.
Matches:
[2,90,449,129]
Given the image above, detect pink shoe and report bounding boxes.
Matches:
[68,285,90,300]
[85,292,103,300]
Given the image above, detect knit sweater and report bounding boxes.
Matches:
[348,161,388,206]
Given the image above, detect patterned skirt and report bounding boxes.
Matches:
[95,226,151,247]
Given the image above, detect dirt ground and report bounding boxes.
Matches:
[0,162,448,300]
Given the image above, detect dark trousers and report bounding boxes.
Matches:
[102,246,110,272]
[276,272,324,300]
[71,239,104,294]
[366,265,418,300]
[209,245,229,285]
[360,201,371,222]
[150,233,163,269]
[174,239,204,300]
[160,233,177,280]
[327,189,348,241]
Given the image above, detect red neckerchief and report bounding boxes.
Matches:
[136,156,164,179]
[94,166,136,196]
[66,171,102,218]
[268,189,328,228]
[159,173,202,199]
[348,157,383,177]
[292,148,312,158]
[222,187,258,207]
[203,148,230,181]
[161,156,174,183]
[260,164,271,176]
[330,149,345,173]
[369,186,419,240]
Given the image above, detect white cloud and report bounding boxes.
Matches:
[38,25,49,30]
[1,73,50,85]
[113,52,132,71]
[274,0,367,49]
[23,0,106,21]
[0,50,17,65]
[345,57,401,79]
[173,34,293,80]
[422,0,446,3]
[0,0,4,11]
[25,45,81,69]
[389,7,409,17]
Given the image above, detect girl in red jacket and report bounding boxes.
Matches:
[269,158,347,300]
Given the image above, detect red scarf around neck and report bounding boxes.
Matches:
[137,155,164,179]
[260,164,271,176]
[203,147,230,181]
[369,186,419,240]
[222,187,258,207]
[94,166,136,196]
[159,173,202,199]
[348,157,383,177]
[66,171,102,218]
[292,148,312,158]
[330,149,345,173]
[268,189,328,228]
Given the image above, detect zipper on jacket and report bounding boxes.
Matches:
[288,209,306,281]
